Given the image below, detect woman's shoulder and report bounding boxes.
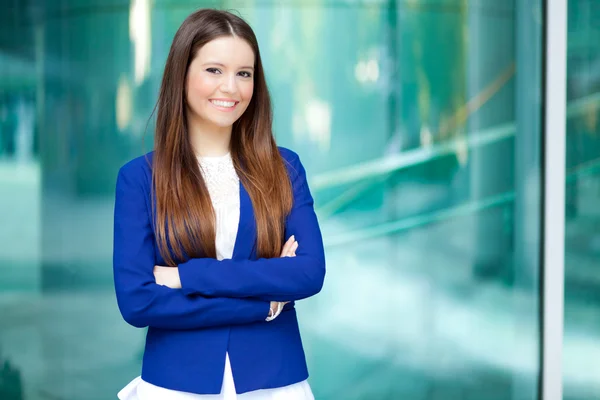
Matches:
[116,151,154,190]
[277,146,304,177]
[119,151,154,176]
[277,147,310,191]
[277,146,300,164]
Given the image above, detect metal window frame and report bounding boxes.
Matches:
[541,0,567,399]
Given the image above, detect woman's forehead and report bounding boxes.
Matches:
[195,36,255,67]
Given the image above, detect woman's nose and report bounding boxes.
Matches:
[219,74,238,94]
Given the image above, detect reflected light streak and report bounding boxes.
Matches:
[116,75,132,131]
[306,99,331,150]
[129,0,151,85]
[355,59,380,84]
[293,98,332,151]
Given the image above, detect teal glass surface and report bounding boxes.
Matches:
[563,1,600,400]
[0,1,553,399]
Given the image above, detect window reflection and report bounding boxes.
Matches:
[7,1,597,399]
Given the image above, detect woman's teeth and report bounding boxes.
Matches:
[211,100,236,108]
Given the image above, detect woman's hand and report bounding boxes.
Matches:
[279,235,298,257]
[269,235,299,316]
[154,265,182,289]
[154,237,297,315]
[154,235,297,292]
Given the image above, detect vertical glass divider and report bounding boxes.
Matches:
[542,0,567,399]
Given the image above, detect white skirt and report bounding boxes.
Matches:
[117,353,314,400]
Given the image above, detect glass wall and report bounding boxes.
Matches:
[0,0,548,399]
[564,1,600,399]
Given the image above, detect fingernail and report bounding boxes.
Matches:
[290,235,295,241]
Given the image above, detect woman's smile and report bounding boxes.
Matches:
[209,98,239,111]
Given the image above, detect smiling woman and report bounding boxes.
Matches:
[185,36,255,150]
[113,8,325,400]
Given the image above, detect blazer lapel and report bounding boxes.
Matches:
[232,180,256,260]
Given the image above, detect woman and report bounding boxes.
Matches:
[113,8,325,400]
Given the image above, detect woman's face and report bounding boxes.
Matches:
[185,36,255,131]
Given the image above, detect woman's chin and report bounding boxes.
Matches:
[211,117,240,129]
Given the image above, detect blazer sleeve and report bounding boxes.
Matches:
[178,151,326,302]
[113,163,271,329]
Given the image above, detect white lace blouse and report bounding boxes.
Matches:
[117,152,313,400]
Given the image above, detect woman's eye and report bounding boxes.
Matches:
[238,71,252,78]
[206,68,221,74]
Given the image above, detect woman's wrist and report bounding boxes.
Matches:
[153,265,182,289]
[266,301,282,322]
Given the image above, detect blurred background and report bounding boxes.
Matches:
[0,0,598,399]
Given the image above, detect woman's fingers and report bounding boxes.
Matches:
[279,236,300,258]
[279,236,292,257]
[285,241,299,257]
[290,241,299,255]
[280,235,295,257]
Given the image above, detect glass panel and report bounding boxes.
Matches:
[564,1,600,399]
[0,0,543,399]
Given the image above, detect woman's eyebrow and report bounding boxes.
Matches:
[202,62,254,70]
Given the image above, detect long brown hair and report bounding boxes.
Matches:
[152,9,293,266]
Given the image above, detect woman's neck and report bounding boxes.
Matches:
[188,117,232,157]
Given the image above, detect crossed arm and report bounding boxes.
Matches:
[154,236,300,314]
[113,152,325,330]
[168,153,325,302]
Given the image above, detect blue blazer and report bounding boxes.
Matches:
[113,147,326,395]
